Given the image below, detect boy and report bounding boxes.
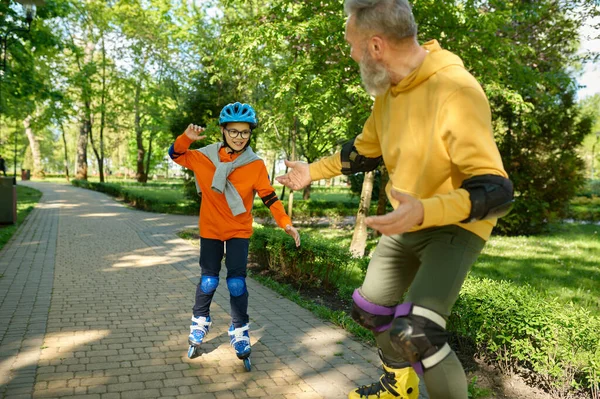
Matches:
[169,102,300,368]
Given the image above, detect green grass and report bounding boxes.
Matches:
[568,196,600,222]
[300,225,379,254]
[120,186,185,203]
[300,222,600,315]
[0,185,43,251]
[473,223,600,314]
[299,222,600,315]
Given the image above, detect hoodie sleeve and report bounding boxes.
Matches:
[419,87,508,228]
[309,110,382,181]
[168,134,207,171]
[255,162,292,229]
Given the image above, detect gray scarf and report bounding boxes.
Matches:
[195,143,261,216]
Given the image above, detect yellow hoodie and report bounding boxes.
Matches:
[309,40,508,240]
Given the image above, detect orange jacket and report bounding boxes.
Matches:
[170,134,291,240]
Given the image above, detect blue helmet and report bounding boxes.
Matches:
[219,102,258,129]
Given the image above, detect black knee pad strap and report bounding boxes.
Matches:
[389,304,451,375]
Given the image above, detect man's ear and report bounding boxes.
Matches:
[369,36,385,60]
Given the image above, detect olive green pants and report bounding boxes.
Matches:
[360,225,486,399]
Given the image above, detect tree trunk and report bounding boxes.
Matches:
[89,35,107,183]
[302,184,311,200]
[134,80,147,183]
[350,171,375,257]
[287,117,298,219]
[280,165,287,201]
[287,191,294,218]
[377,168,389,215]
[76,116,90,180]
[145,130,154,180]
[23,116,44,178]
[60,123,70,181]
[270,153,276,185]
[75,40,95,181]
[374,168,389,237]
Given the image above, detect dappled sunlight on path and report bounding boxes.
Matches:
[0,181,410,399]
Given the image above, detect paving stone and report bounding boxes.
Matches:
[0,182,429,399]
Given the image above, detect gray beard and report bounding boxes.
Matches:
[359,53,391,96]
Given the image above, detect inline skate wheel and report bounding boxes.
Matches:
[187,345,197,359]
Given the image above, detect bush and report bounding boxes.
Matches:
[576,180,600,198]
[450,278,600,394]
[71,179,199,215]
[252,199,361,219]
[249,224,368,292]
[567,196,600,222]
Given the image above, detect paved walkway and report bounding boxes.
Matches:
[0,182,427,399]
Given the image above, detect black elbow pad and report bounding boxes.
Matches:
[460,174,514,223]
[340,138,382,175]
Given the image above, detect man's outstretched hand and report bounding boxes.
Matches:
[275,160,311,190]
[184,124,207,141]
[285,225,301,247]
[365,190,424,236]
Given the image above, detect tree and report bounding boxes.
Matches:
[578,94,600,180]
[350,170,374,257]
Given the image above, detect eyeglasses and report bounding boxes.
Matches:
[224,128,251,139]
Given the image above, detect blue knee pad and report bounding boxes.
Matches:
[227,277,247,297]
[200,276,219,294]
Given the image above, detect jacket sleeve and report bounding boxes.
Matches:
[419,87,509,228]
[309,110,381,181]
[255,162,292,229]
[168,134,206,170]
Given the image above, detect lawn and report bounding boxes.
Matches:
[301,222,600,315]
[473,222,600,313]
[0,185,43,251]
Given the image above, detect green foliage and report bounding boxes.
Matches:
[567,196,600,222]
[450,278,600,393]
[71,179,199,215]
[252,199,361,219]
[577,179,600,198]
[6,0,598,234]
[348,170,383,200]
[474,223,600,314]
[249,224,368,292]
[467,377,491,399]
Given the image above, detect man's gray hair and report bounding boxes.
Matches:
[344,0,417,41]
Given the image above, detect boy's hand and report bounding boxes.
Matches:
[184,124,207,141]
[276,160,311,190]
[285,225,301,247]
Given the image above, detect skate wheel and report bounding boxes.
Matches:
[187,345,197,359]
[243,357,251,372]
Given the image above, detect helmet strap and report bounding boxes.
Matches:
[221,132,249,154]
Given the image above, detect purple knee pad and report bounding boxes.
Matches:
[351,289,413,332]
[352,289,451,375]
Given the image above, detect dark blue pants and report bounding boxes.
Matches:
[193,237,249,327]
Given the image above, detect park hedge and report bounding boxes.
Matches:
[251,225,600,396]
[71,179,199,214]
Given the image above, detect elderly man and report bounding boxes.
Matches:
[276,0,513,398]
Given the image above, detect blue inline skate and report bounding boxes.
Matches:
[228,323,251,371]
[187,315,211,358]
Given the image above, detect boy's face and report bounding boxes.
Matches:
[222,122,251,152]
